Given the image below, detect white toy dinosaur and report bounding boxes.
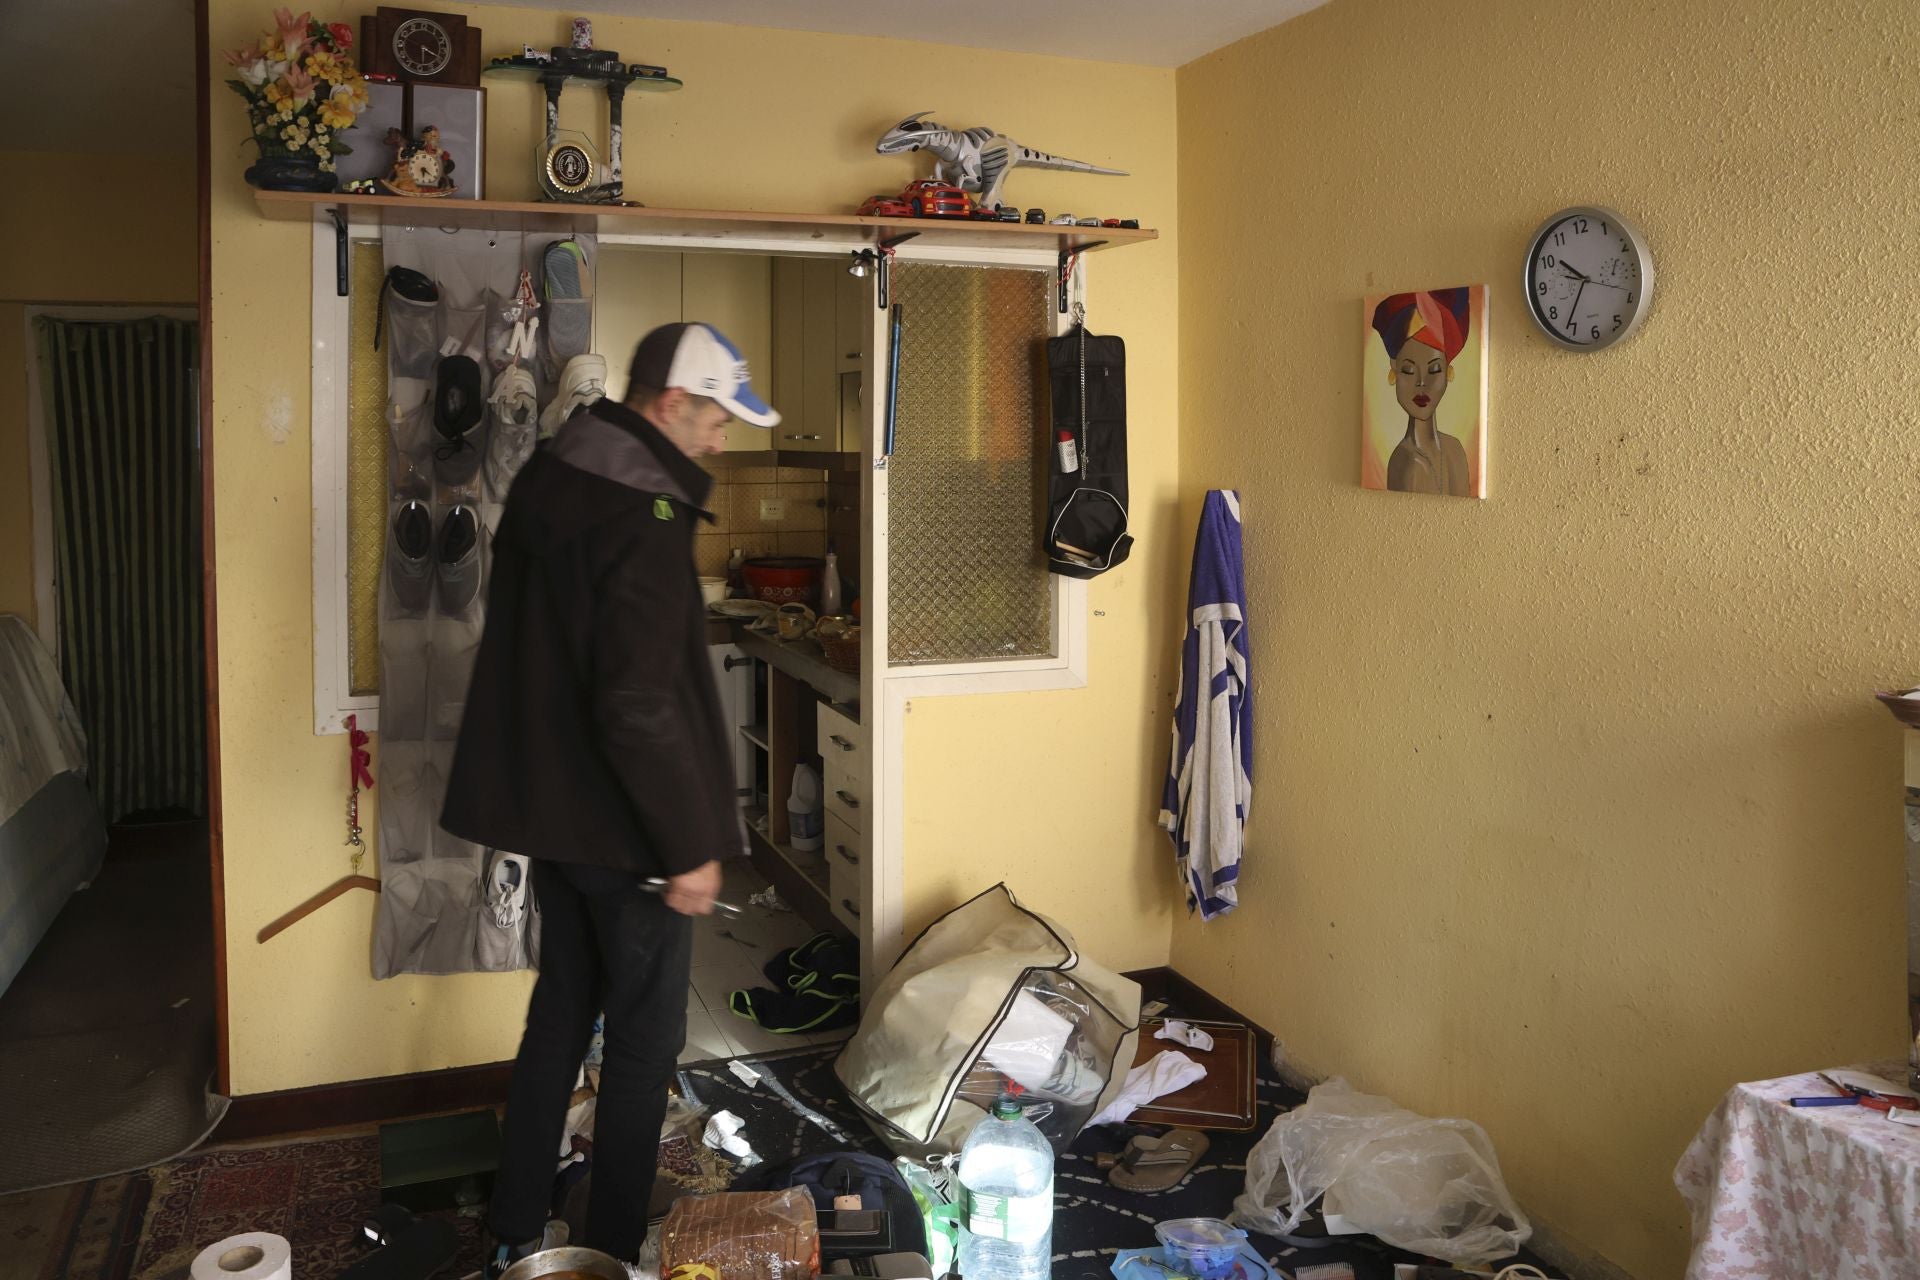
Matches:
[876,111,1126,209]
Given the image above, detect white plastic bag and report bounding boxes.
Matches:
[1230,1079,1530,1266]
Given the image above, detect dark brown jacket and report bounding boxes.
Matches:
[441,400,737,877]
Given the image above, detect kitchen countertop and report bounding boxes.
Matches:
[711,615,861,714]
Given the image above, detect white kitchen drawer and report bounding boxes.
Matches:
[825,809,869,869]
[827,811,866,932]
[823,756,865,833]
[816,701,866,778]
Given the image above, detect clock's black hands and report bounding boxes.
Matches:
[1566,281,1587,329]
[1559,261,1592,283]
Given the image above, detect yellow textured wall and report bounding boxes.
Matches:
[207,2,1175,1094]
[1174,2,1916,1275]
[0,151,196,627]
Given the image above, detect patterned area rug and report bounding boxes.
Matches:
[130,1135,487,1280]
[0,1174,150,1280]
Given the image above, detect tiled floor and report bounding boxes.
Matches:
[680,858,852,1065]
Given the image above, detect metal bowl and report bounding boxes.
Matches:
[498,1246,630,1280]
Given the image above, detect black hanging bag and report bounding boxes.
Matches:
[1044,323,1132,577]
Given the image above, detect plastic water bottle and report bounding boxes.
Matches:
[957,1094,1053,1280]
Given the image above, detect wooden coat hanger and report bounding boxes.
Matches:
[258,713,382,944]
[257,874,382,943]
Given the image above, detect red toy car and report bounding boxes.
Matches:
[857,193,915,218]
[903,180,973,219]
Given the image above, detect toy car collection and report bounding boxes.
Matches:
[852,185,1138,230]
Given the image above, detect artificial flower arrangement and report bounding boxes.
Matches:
[225,8,370,185]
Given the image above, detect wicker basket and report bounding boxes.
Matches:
[818,628,862,675]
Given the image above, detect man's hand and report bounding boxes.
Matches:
[663,860,722,916]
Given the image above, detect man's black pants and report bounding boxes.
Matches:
[489,859,691,1257]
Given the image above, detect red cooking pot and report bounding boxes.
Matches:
[742,556,824,607]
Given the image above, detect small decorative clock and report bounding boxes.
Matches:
[359,7,482,86]
[393,15,452,79]
[1523,205,1654,351]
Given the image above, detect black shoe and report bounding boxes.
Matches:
[387,500,433,617]
[436,505,483,615]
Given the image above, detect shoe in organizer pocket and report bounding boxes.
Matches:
[541,239,593,368]
[538,352,607,436]
[435,505,485,616]
[486,365,539,496]
[380,280,442,382]
[385,499,434,618]
[432,354,487,497]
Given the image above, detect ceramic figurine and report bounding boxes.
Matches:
[380,124,458,197]
[876,112,1126,210]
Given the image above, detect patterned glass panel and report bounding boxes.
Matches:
[886,264,1053,665]
[347,242,387,696]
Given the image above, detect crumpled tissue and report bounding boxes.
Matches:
[1088,1049,1207,1127]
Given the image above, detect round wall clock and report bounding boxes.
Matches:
[1523,205,1654,351]
[393,15,453,78]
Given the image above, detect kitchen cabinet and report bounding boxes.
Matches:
[771,257,867,454]
[682,252,774,452]
[595,248,773,452]
[725,625,865,940]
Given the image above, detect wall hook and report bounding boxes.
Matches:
[1058,242,1104,314]
[331,208,349,297]
[876,232,920,309]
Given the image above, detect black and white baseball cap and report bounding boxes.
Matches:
[628,322,780,427]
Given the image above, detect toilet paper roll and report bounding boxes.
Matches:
[190,1233,292,1280]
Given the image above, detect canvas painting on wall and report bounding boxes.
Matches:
[1362,285,1488,498]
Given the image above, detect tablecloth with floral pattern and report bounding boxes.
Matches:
[1675,1062,1920,1279]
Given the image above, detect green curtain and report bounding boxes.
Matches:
[33,316,205,823]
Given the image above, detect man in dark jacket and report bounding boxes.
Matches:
[443,322,779,1267]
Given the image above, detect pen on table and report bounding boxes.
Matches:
[1789,1095,1861,1107]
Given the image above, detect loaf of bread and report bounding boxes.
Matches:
[662,1188,821,1280]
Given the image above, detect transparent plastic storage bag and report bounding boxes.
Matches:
[835,883,1140,1158]
[1230,1079,1530,1266]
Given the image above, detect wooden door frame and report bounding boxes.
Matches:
[195,0,230,1097]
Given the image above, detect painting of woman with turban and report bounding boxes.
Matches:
[1361,285,1488,498]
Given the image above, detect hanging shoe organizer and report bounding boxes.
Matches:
[371,226,597,977]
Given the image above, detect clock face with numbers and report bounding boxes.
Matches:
[1524,206,1655,351]
[392,16,453,78]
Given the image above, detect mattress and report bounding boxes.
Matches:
[0,615,105,996]
[0,771,106,996]
[0,616,87,826]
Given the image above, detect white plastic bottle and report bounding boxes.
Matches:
[957,1094,1053,1280]
[787,763,823,851]
[820,545,843,616]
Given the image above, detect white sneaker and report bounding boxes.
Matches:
[538,353,607,438]
[486,365,539,496]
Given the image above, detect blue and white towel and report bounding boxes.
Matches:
[1158,490,1252,920]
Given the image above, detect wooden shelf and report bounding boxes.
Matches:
[745,822,839,937]
[254,189,1156,253]
[738,722,770,752]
